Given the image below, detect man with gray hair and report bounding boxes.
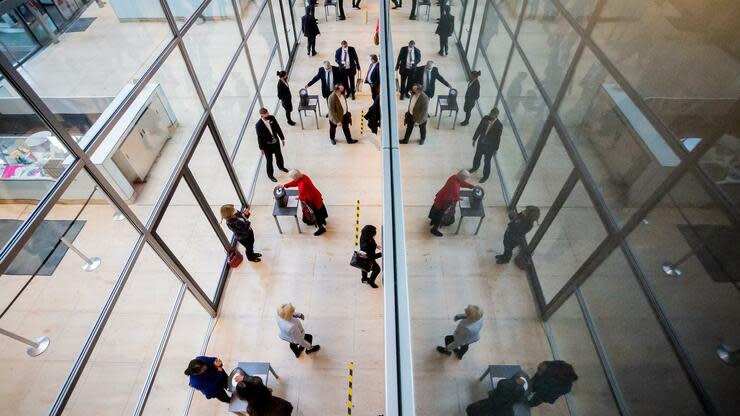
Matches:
[414,60,451,98]
[306,60,347,100]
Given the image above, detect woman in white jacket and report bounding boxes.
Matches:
[276,303,321,357]
[436,304,483,359]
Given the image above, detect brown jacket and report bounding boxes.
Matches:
[405,91,430,124]
[328,92,350,124]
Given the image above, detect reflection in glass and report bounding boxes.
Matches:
[0,11,40,63]
[212,53,258,154]
[495,108,527,196]
[581,248,704,415]
[503,49,548,156]
[495,0,524,31]
[246,2,278,82]
[477,0,512,83]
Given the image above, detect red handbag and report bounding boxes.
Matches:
[227,248,243,268]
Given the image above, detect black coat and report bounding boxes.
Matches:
[277,80,292,112]
[435,14,454,37]
[225,211,254,242]
[395,46,421,74]
[414,66,451,98]
[364,95,380,132]
[364,62,380,86]
[335,46,360,72]
[463,78,480,112]
[307,66,346,98]
[301,15,320,37]
[466,377,525,416]
[472,117,502,153]
[255,115,285,150]
[360,237,382,260]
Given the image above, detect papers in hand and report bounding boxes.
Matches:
[287,196,299,208]
[459,197,471,209]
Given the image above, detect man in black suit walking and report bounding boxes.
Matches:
[395,40,421,100]
[337,0,346,19]
[256,108,288,182]
[414,60,451,98]
[364,54,380,100]
[469,108,503,183]
[335,40,361,99]
[301,11,320,56]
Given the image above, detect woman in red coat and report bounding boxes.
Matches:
[282,169,328,236]
[429,170,476,237]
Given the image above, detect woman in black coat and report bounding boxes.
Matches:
[277,71,296,126]
[364,85,381,134]
[435,6,455,56]
[528,360,578,407]
[221,204,261,262]
[461,70,481,126]
[359,225,382,288]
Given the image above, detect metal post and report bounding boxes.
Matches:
[0,327,50,356]
[59,236,101,272]
[661,248,695,278]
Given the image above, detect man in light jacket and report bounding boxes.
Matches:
[436,304,483,359]
[400,84,430,145]
[327,84,357,145]
[276,303,321,358]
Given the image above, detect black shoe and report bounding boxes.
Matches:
[338,16,346,20]
[479,177,488,184]
[325,113,329,117]
[307,51,311,56]
[314,227,326,236]
[368,281,379,288]
[306,345,321,354]
[399,139,409,144]
[294,346,305,358]
[312,50,317,56]
[409,15,416,20]
[392,5,400,9]
[330,138,337,145]
[351,94,355,100]
[495,255,510,264]
[439,51,445,56]
[431,228,443,237]
[436,346,452,355]
[254,253,262,257]
[460,121,469,126]
[347,138,358,144]
[248,256,262,262]
[454,350,465,360]
[361,277,368,283]
[399,95,405,100]
[268,176,278,182]
[288,121,297,126]
[279,167,289,173]
[469,167,477,173]
[419,139,425,145]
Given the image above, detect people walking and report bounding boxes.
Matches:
[469,107,502,183]
[352,0,361,9]
[359,225,382,288]
[301,11,320,56]
[461,70,481,126]
[277,71,296,126]
[527,360,578,407]
[276,303,321,357]
[414,60,451,99]
[184,356,231,403]
[401,84,430,145]
[436,304,484,359]
[365,54,380,100]
[282,169,329,236]
[328,84,357,145]
[337,0,346,19]
[335,40,361,99]
[221,204,262,263]
[395,40,421,100]
[409,0,418,19]
[495,205,540,264]
[435,6,454,56]
[429,170,477,236]
[365,86,380,134]
[256,108,288,182]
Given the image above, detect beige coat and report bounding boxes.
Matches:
[406,92,430,124]
[328,92,349,124]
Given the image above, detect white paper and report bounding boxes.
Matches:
[287,196,299,208]
[459,197,471,209]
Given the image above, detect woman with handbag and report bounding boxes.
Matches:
[282,169,328,236]
[495,205,540,264]
[221,204,261,262]
[359,225,382,288]
[428,170,477,237]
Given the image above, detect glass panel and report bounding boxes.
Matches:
[238,0,264,29]
[247,3,278,83]
[0,11,40,63]
[547,294,620,415]
[478,0,513,82]
[260,49,282,112]
[502,49,548,156]
[155,177,226,300]
[496,106,527,196]
[581,248,705,415]
[9,2,171,139]
[232,105,260,199]
[270,0,290,61]
[166,0,207,27]
[559,0,598,27]
[696,131,740,211]
[465,0,486,65]
[142,291,211,415]
[91,48,203,223]
[558,47,680,224]
[212,52,257,155]
[534,180,607,302]
[0,169,140,415]
[626,173,740,414]
[518,0,580,99]
[496,0,524,31]
[183,0,242,100]
[518,127,573,237]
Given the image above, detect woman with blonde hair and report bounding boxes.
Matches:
[221,204,261,262]
[281,169,329,236]
[428,170,478,237]
[276,303,320,357]
[436,304,484,359]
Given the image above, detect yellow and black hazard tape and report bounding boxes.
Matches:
[347,361,354,414]
[354,200,360,246]
[360,110,365,136]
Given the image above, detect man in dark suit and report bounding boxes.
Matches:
[306,60,347,102]
[395,40,421,100]
[337,0,346,19]
[414,61,451,98]
[256,108,288,182]
[409,0,418,19]
[364,54,380,100]
[304,0,316,16]
[469,108,502,183]
[335,40,361,99]
[301,11,320,56]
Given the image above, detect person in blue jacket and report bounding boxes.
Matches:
[185,356,231,403]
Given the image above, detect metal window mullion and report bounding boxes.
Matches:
[229,94,260,161]
[176,40,210,109]
[469,0,490,70]
[463,0,479,56]
[509,117,552,207]
[49,236,146,415]
[527,168,579,251]
[488,0,521,110]
[207,42,247,109]
[257,46,278,93]
[134,283,187,416]
[205,116,250,206]
[178,0,216,37]
[266,0,285,68]
[274,0,292,56]
[243,42,265,108]
[182,168,231,248]
[182,316,218,416]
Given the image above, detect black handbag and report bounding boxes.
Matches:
[350,250,373,272]
[441,204,456,226]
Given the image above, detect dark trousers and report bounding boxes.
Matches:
[500,229,520,261]
[471,146,494,179]
[338,0,345,17]
[462,109,472,123]
[330,113,352,141]
[214,376,231,403]
[403,119,427,141]
[343,68,357,94]
[399,69,413,97]
[264,144,285,178]
[528,394,546,407]
[409,0,417,17]
[281,100,294,123]
[289,333,313,357]
[444,335,469,358]
[305,5,315,15]
[306,35,317,53]
[439,35,449,54]
[369,83,378,100]
[361,261,381,284]
[352,0,361,7]
[238,233,257,260]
